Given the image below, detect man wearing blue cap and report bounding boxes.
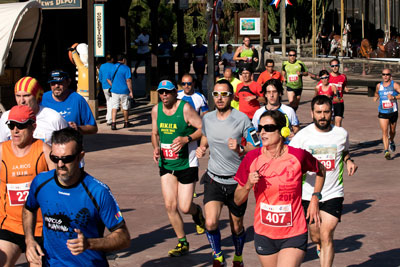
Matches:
[151,79,206,257]
[41,70,98,135]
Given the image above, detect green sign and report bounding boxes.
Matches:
[37,0,82,9]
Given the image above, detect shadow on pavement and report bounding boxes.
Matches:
[347,248,400,267]
[84,134,151,153]
[343,199,375,215]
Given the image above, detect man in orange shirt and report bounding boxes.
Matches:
[257,59,284,87]
[0,106,54,267]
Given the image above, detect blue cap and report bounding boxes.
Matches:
[157,80,176,91]
[48,71,69,83]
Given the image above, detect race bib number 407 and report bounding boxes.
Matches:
[7,182,30,206]
[260,203,293,227]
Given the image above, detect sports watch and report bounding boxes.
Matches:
[312,192,322,200]
[187,135,193,142]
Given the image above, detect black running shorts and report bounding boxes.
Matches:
[302,197,344,222]
[254,232,308,255]
[0,229,43,253]
[378,112,398,124]
[159,166,199,184]
[286,87,303,96]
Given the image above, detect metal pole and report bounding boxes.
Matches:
[259,0,265,71]
[280,0,286,57]
[340,0,344,57]
[387,0,391,38]
[87,0,97,118]
[207,0,215,110]
[312,0,316,58]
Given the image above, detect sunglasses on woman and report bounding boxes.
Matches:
[258,124,279,133]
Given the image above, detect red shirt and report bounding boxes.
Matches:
[257,70,284,86]
[317,84,335,99]
[318,73,347,103]
[235,81,263,119]
[235,146,319,239]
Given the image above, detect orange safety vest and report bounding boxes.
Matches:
[0,140,48,236]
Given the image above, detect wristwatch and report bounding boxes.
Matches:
[312,192,322,200]
[345,157,354,163]
[187,135,193,142]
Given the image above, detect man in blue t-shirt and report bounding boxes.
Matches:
[107,54,134,130]
[98,54,115,125]
[23,128,130,266]
[41,70,98,135]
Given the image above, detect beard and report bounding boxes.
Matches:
[313,117,331,130]
[216,103,231,113]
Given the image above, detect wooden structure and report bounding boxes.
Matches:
[234,9,268,44]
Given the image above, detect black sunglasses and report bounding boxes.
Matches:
[158,89,173,95]
[49,152,79,164]
[320,76,330,80]
[382,73,391,76]
[288,54,296,57]
[7,121,33,130]
[330,64,340,67]
[258,124,279,132]
[181,82,192,86]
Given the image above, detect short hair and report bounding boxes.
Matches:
[243,35,250,41]
[259,110,287,133]
[288,48,297,55]
[116,53,126,62]
[227,44,233,49]
[215,79,234,94]
[265,59,275,66]
[239,66,253,74]
[181,73,193,83]
[105,53,114,62]
[319,70,330,77]
[262,79,284,96]
[330,58,340,65]
[311,95,332,111]
[196,36,202,42]
[51,128,83,154]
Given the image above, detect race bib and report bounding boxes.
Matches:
[288,74,299,83]
[33,131,46,142]
[160,143,179,160]
[382,100,394,109]
[196,55,204,62]
[7,182,30,206]
[314,153,335,171]
[260,203,293,227]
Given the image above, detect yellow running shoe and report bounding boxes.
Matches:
[168,242,189,257]
[193,205,205,235]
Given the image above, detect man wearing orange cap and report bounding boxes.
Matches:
[0,105,54,267]
[0,76,68,145]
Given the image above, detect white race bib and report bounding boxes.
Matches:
[288,74,299,83]
[260,203,293,227]
[160,143,179,160]
[7,182,30,206]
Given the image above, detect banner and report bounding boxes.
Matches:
[37,0,82,9]
[94,4,105,57]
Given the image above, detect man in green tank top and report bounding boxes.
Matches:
[151,80,206,257]
[282,49,308,111]
[233,36,259,74]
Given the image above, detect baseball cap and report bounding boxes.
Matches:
[14,77,44,103]
[7,105,36,124]
[157,80,176,91]
[239,66,253,74]
[48,70,70,83]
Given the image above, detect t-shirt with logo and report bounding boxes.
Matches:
[25,170,125,267]
[377,80,398,114]
[177,91,208,114]
[282,60,308,89]
[289,124,349,201]
[235,146,319,239]
[256,70,284,86]
[235,81,263,119]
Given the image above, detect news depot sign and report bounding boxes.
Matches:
[37,0,82,9]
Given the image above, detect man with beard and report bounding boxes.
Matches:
[289,95,357,267]
[196,80,255,266]
[151,80,205,257]
[23,128,130,266]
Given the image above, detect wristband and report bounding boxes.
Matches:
[345,157,354,163]
[187,135,193,142]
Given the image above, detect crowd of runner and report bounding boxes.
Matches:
[0,38,398,267]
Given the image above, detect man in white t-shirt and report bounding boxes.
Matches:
[289,95,357,267]
[221,44,236,72]
[252,79,299,135]
[0,77,68,145]
[133,28,150,78]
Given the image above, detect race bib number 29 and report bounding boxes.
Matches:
[7,182,30,206]
[260,203,293,227]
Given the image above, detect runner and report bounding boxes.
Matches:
[282,49,308,111]
[374,68,400,159]
[196,79,256,267]
[218,68,241,110]
[233,36,258,72]
[151,80,206,257]
[314,70,339,102]
[192,37,207,94]
[290,95,358,267]
[252,79,299,136]
[234,110,325,267]
[257,59,284,87]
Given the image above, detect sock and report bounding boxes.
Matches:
[232,228,246,257]
[206,228,222,256]
[191,204,202,225]
[233,254,243,262]
[178,236,188,245]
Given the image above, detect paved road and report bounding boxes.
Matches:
[17,71,400,266]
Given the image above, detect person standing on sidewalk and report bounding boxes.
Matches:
[133,28,150,78]
[290,95,358,267]
[374,68,400,159]
[98,54,114,125]
[151,80,205,257]
[107,54,134,130]
[196,80,255,267]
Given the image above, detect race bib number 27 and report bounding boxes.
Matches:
[7,182,30,206]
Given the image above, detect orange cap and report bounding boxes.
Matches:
[14,77,44,103]
[7,105,36,124]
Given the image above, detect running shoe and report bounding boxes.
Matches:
[193,192,198,198]
[193,205,205,235]
[232,260,244,267]
[212,253,225,267]
[111,123,117,131]
[384,150,391,160]
[168,242,189,257]
[389,141,396,152]
[124,122,133,128]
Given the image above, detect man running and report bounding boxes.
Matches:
[282,49,308,111]
[0,105,53,267]
[151,80,205,257]
[256,59,284,87]
[177,74,209,116]
[196,79,255,267]
[374,68,400,159]
[290,95,358,267]
[218,68,241,110]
